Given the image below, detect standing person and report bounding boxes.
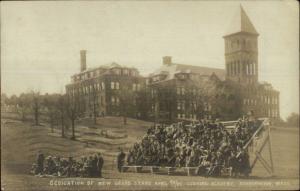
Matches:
[97,153,104,178]
[36,151,45,175]
[117,148,126,172]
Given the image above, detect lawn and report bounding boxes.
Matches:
[1,117,299,190]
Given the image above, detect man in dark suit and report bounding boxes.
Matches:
[97,153,104,177]
[117,148,126,172]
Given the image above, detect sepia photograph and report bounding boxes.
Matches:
[1,0,299,190]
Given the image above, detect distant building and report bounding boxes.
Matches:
[146,6,280,122]
[66,6,280,123]
[147,56,226,123]
[65,50,146,118]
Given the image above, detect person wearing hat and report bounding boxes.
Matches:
[36,151,45,175]
[117,148,125,172]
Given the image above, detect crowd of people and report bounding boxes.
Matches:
[31,116,262,178]
[124,117,261,177]
[31,152,104,177]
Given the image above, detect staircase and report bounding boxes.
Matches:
[222,118,274,176]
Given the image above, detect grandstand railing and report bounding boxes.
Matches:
[121,118,274,176]
[222,117,274,176]
[241,118,274,176]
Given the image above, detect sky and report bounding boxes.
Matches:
[1,1,299,119]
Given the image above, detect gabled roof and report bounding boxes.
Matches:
[224,5,258,36]
[149,63,225,81]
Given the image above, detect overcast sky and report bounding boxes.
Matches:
[1,1,299,119]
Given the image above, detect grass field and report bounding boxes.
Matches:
[1,116,299,190]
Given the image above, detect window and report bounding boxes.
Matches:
[177,113,181,119]
[133,83,137,91]
[111,96,119,106]
[177,101,185,110]
[111,97,115,105]
[111,82,115,89]
[123,69,129,75]
[110,82,119,90]
[113,69,121,75]
[177,102,181,110]
[151,89,156,98]
[116,97,120,105]
[151,104,155,111]
[177,87,185,95]
[101,82,105,90]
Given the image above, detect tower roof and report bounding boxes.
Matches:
[224,5,258,36]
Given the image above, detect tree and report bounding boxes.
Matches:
[58,95,66,137]
[66,93,79,140]
[1,93,8,107]
[119,85,134,125]
[30,91,41,126]
[17,93,31,121]
[196,76,242,121]
[286,113,299,127]
[91,83,98,125]
[43,94,60,133]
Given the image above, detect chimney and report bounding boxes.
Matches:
[162,56,172,66]
[80,50,87,72]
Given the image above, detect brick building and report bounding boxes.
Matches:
[146,6,280,122]
[147,56,226,123]
[66,6,280,123]
[223,6,280,120]
[65,50,146,119]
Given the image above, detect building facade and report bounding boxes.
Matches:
[146,56,226,123]
[223,6,280,121]
[66,6,280,123]
[65,50,146,119]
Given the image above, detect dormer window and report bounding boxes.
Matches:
[176,73,187,80]
[112,68,121,75]
[131,70,138,77]
[123,69,129,75]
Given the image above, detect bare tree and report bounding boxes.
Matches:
[91,83,98,125]
[66,93,79,140]
[119,86,133,125]
[58,95,66,137]
[43,94,60,133]
[16,94,30,121]
[30,91,41,126]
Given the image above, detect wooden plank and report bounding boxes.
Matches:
[250,135,269,169]
[268,126,274,175]
[256,152,272,174]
